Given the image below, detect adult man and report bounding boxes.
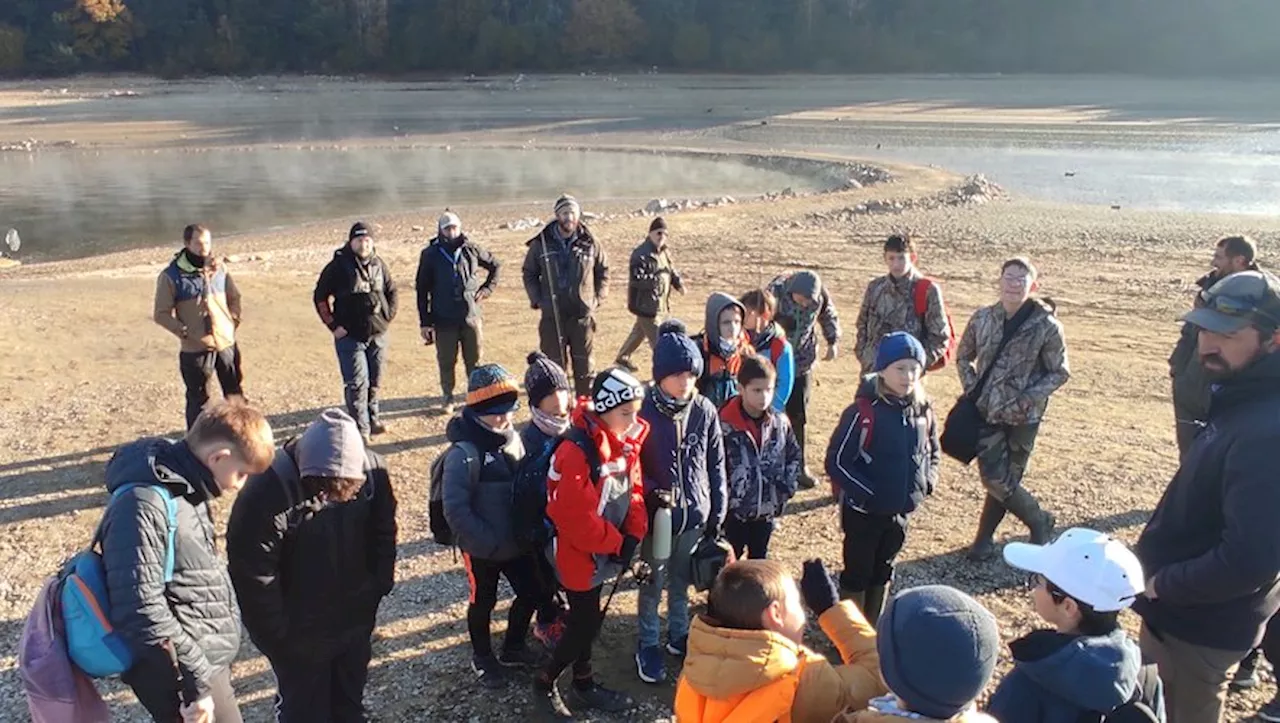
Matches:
[615,216,683,372]
[415,211,501,414]
[1135,270,1280,723]
[1169,235,1260,458]
[227,408,397,722]
[154,224,244,429]
[767,270,841,489]
[855,234,951,375]
[956,258,1069,561]
[522,195,609,396]
[100,402,275,723]
[314,222,399,442]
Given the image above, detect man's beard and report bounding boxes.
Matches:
[1201,345,1270,380]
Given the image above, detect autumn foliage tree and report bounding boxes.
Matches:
[60,0,136,66]
[563,0,645,64]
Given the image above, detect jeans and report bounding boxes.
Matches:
[637,525,703,649]
[269,635,373,723]
[726,517,775,560]
[463,553,542,657]
[335,334,387,435]
[179,344,244,429]
[434,323,481,399]
[124,658,242,723]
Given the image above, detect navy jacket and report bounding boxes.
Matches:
[1135,351,1280,651]
[414,234,500,329]
[639,386,728,536]
[988,629,1165,723]
[441,410,526,561]
[824,376,939,516]
[720,397,801,521]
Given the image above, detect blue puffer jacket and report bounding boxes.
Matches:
[988,629,1166,723]
[638,385,728,536]
[824,375,939,516]
[441,409,526,561]
[720,397,801,521]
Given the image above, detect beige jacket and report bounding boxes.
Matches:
[153,252,241,353]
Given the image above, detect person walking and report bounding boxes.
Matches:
[153,224,245,429]
[522,195,609,396]
[415,211,501,415]
[855,234,952,375]
[615,216,683,372]
[314,222,399,443]
[1134,270,1280,723]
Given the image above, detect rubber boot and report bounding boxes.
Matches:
[863,584,890,629]
[1005,487,1055,545]
[965,496,1008,561]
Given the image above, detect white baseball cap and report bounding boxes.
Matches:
[1004,528,1145,613]
[438,211,462,232]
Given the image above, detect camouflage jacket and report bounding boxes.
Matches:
[955,299,1070,426]
[854,270,951,372]
[767,274,842,374]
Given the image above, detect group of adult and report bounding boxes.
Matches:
[149,196,1280,723]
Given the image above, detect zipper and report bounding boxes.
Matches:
[675,415,687,536]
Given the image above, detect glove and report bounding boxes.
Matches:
[800,559,840,616]
[613,535,640,566]
[476,287,492,302]
[420,326,435,345]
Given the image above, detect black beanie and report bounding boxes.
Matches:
[649,216,668,233]
[524,352,571,409]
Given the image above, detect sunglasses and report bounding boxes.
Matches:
[1027,573,1069,604]
[1202,291,1280,327]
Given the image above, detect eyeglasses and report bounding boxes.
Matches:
[1027,573,1068,604]
[1001,274,1031,287]
[654,230,669,237]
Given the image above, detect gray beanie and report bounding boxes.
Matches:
[297,409,366,480]
[787,270,822,301]
[877,585,999,719]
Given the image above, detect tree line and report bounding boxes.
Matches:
[2,0,1278,78]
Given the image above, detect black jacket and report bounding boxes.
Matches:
[522,222,609,320]
[99,439,240,697]
[442,410,526,561]
[1135,351,1280,651]
[314,245,399,342]
[226,440,398,662]
[626,238,681,318]
[414,234,500,329]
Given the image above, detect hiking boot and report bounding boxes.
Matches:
[1004,487,1055,545]
[533,618,566,651]
[441,395,457,416]
[615,358,638,373]
[635,645,665,684]
[966,496,1008,562]
[370,419,388,435]
[863,584,890,629]
[568,678,636,712]
[1231,649,1263,692]
[666,635,688,658]
[1258,692,1280,722]
[499,644,548,669]
[797,467,818,490]
[532,675,573,721]
[471,654,509,689]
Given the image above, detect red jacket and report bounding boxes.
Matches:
[547,403,650,592]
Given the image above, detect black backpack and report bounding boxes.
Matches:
[1080,663,1162,723]
[428,441,478,547]
[511,427,600,552]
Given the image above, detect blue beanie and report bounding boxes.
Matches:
[653,319,704,381]
[877,585,999,719]
[875,331,927,373]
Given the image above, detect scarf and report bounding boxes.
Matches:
[181,247,206,269]
[532,408,571,438]
[650,384,692,419]
[866,695,976,720]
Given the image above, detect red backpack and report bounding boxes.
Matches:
[913,277,957,371]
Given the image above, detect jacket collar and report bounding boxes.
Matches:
[719,396,772,434]
[1211,350,1280,414]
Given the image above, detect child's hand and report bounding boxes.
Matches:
[800,559,840,616]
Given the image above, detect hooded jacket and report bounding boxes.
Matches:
[546,404,649,591]
[414,233,500,329]
[694,292,754,408]
[768,273,842,374]
[674,601,885,723]
[154,251,241,353]
[825,376,939,516]
[750,321,796,414]
[1135,350,1280,651]
[721,396,801,521]
[441,410,526,562]
[954,299,1070,426]
[522,221,609,320]
[313,244,398,342]
[627,236,683,318]
[98,439,240,698]
[638,385,728,536]
[226,440,397,662]
[988,629,1165,723]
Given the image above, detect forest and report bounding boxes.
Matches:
[1,0,1278,78]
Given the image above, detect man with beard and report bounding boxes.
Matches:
[314,222,399,443]
[1135,270,1280,723]
[1169,235,1260,459]
[522,195,610,396]
[154,224,245,429]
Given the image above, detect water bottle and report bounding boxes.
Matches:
[651,506,673,562]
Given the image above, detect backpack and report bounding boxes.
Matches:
[512,427,601,552]
[1080,663,1162,723]
[59,483,179,678]
[428,441,479,547]
[913,277,957,371]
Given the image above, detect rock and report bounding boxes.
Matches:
[717,196,736,206]
[411,225,425,232]
[501,217,542,232]
[582,211,602,221]
[844,179,862,190]
[644,198,669,215]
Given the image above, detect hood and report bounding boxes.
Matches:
[1009,629,1141,712]
[446,408,516,451]
[704,292,746,353]
[1210,349,1280,414]
[750,320,784,351]
[681,615,804,700]
[786,271,822,301]
[105,438,206,498]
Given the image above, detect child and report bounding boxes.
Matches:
[441,365,547,688]
[720,355,801,560]
[636,320,728,684]
[694,292,755,408]
[534,367,649,719]
[825,331,939,627]
[740,288,795,414]
[989,528,1165,723]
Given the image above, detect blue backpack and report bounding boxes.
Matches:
[59,483,178,678]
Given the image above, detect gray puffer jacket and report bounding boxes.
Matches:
[99,438,240,697]
[441,409,527,561]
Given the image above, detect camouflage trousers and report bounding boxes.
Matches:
[975,422,1041,501]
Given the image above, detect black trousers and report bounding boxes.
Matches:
[839,506,907,592]
[179,344,244,429]
[726,517,775,560]
[786,370,812,461]
[539,312,595,397]
[464,553,542,657]
[544,585,604,685]
[269,634,373,723]
[124,657,242,723]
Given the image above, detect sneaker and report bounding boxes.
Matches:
[797,467,817,490]
[1259,695,1280,722]
[442,395,457,416]
[533,619,566,650]
[1231,649,1262,692]
[635,645,665,684]
[532,676,573,721]
[361,433,373,447]
[568,678,636,712]
[498,645,547,668]
[615,358,638,373]
[471,655,509,689]
[665,636,687,657]
[370,419,388,435]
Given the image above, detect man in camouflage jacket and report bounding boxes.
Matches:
[955,257,1070,561]
[855,235,951,374]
